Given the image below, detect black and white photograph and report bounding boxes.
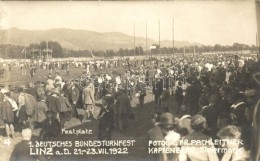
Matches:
[0,1,259,161]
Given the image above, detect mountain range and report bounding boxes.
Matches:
[0,28,201,51]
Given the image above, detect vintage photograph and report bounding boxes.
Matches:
[0,1,259,161]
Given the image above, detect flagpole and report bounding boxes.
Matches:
[172,17,174,55]
[146,21,148,55]
[193,46,195,57]
[46,41,49,61]
[25,48,27,60]
[39,48,42,61]
[51,46,53,58]
[134,22,135,55]
[158,19,161,55]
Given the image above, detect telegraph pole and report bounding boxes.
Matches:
[146,21,148,55]
[134,22,136,55]
[172,17,174,54]
[158,19,161,55]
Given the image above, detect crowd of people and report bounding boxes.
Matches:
[0,53,259,161]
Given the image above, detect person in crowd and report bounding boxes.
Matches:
[46,74,54,88]
[68,80,80,118]
[185,79,201,116]
[175,80,184,114]
[41,111,61,141]
[179,114,219,161]
[147,112,180,161]
[151,111,162,127]
[177,105,192,136]
[10,128,37,161]
[198,96,209,112]
[199,94,219,138]
[217,86,232,129]
[16,87,28,131]
[58,91,72,129]
[115,89,132,132]
[229,93,249,127]
[136,81,146,110]
[160,85,170,112]
[244,89,257,124]
[2,91,15,139]
[96,96,114,142]
[153,77,163,109]
[54,72,62,88]
[25,82,37,99]
[33,95,48,129]
[46,88,61,119]
[217,125,250,161]
[82,79,95,122]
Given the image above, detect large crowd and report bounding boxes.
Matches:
[0,53,259,161]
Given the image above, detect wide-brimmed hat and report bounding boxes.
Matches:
[159,112,176,125]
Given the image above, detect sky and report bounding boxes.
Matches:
[0,1,257,46]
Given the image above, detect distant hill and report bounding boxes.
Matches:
[0,28,201,50]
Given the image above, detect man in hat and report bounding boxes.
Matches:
[46,88,61,118]
[41,110,61,140]
[115,89,132,132]
[97,96,114,142]
[2,91,15,139]
[179,115,218,161]
[54,72,62,88]
[10,128,37,161]
[68,80,80,118]
[24,82,37,99]
[147,112,180,161]
[82,79,95,122]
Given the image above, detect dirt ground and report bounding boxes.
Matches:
[0,66,177,161]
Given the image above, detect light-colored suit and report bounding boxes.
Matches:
[82,83,95,105]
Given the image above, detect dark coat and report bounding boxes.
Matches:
[68,86,80,105]
[98,105,114,130]
[147,125,164,141]
[230,102,249,127]
[25,87,37,98]
[115,94,131,115]
[42,117,61,138]
[2,100,14,123]
[46,95,61,113]
[153,80,163,96]
[147,125,173,161]
[58,96,71,112]
[10,140,36,161]
[252,99,260,161]
[199,104,219,130]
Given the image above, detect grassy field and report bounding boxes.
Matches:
[0,65,178,161]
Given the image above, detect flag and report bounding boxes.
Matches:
[21,48,25,53]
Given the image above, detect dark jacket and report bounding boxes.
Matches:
[2,100,14,123]
[230,102,249,127]
[46,95,61,113]
[10,140,36,161]
[115,94,131,115]
[199,104,219,130]
[25,87,37,99]
[98,105,114,130]
[58,96,71,112]
[68,86,80,105]
[42,117,61,138]
[153,79,163,96]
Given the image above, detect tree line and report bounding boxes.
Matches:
[0,41,258,59]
